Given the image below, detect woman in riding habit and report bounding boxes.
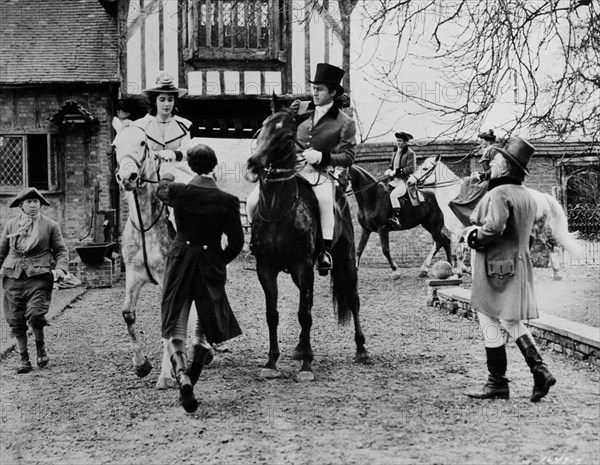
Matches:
[449,129,498,226]
[465,136,556,402]
[133,71,193,169]
[246,63,357,275]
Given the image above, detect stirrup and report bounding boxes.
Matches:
[387,216,401,228]
[317,251,333,276]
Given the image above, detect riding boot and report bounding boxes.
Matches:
[387,207,403,228]
[188,344,213,387]
[15,335,32,374]
[466,346,509,399]
[317,240,333,276]
[33,327,49,368]
[516,335,556,402]
[168,340,198,413]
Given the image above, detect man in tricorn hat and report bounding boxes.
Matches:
[0,187,68,373]
[385,131,417,228]
[465,137,556,402]
[246,63,357,275]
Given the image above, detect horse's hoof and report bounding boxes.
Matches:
[291,349,303,361]
[260,368,281,379]
[296,371,315,382]
[155,377,176,390]
[134,356,153,378]
[553,274,563,281]
[418,270,428,278]
[354,353,373,365]
[391,271,402,280]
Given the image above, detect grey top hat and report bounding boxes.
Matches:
[491,136,535,176]
[9,187,50,208]
[142,71,187,98]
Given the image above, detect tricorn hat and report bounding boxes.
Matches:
[478,129,496,142]
[142,71,187,98]
[394,131,414,142]
[9,187,50,208]
[491,136,535,176]
[309,63,345,95]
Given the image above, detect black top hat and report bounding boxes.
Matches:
[491,136,535,176]
[309,63,345,95]
[478,129,496,142]
[394,132,414,142]
[142,71,187,98]
[9,187,50,208]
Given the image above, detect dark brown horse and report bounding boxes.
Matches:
[348,165,451,278]
[246,101,370,381]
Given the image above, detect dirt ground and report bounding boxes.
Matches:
[0,262,598,465]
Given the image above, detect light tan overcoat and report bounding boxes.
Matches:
[470,180,538,320]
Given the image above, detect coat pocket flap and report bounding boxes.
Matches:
[487,259,515,277]
[31,256,52,267]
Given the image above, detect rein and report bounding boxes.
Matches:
[413,159,462,189]
[116,141,164,285]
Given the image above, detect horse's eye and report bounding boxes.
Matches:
[141,141,146,146]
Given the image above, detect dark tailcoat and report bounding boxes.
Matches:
[156,174,244,341]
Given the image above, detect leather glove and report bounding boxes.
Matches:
[466,226,485,250]
[157,150,176,162]
[303,149,322,165]
[53,269,67,281]
[384,168,394,177]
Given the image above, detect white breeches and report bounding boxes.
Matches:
[245,172,335,241]
[389,181,407,209]
[477,312,532,348]
[169,296,210,348]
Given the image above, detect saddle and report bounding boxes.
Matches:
[386,181,423,206]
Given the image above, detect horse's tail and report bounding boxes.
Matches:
[331,244,357,325]
[544,194,584,258]
[331,209,359,326]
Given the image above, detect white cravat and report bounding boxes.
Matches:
[313,102,333,125]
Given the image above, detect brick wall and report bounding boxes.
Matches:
[0,85,118,259]
[351,141,566,268]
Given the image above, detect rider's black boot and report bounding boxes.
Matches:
[33,328,49,368]
[466,345,509,399]
[387,208,403,228]
[317,240,333,276]
[516,335,556,402]
[168,339,198,413]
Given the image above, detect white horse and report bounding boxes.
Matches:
[112,117,198,389]
[411,156,583,280]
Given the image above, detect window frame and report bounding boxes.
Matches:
[0,132,59,194]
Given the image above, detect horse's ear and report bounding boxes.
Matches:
[112,117,123,133]
[271,93,286,114]
[289,99,301,117]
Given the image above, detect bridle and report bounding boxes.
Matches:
[413,158,461,188]
[114,133,165,285]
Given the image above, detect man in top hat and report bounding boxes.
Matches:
[385,131,417,228]
[0,187,68,373]
[465,136,556,402]
[246,62,357,275]
[132,71,193,166]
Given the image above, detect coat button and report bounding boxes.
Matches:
[203,245,207,250]
[186,241,190,245]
